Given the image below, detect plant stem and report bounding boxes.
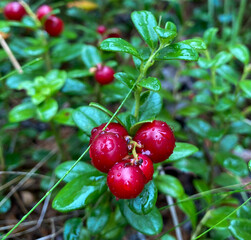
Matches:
[191,211,211,239]
[134,86,142,120]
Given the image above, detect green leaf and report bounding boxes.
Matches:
[237,205,251,219]
[114,72,135,88]
[52,175,107,212]
[87,204,110,234]
[81,45,101,68]
[219,134,238,152]
[161,234,176,240]
[128,181,158,215]
[131,11,158,49]
[154,26,176,46]
[62,78,92,95]
[64,218,82,240]
[204,206,237,228]
[212,51,232,67]
[55,161,101,183]
[193,179,211,203]
[181,38,207,50]
[9,102,36,122]
[155,174,184,198]
[216,153,249,177]
[100,38,141,58]
[138,77,161,91]
[155,43,199,61]
[167,142,199,162]
[181,68,210,80]
[229,219,251,240]
[203,27,218,45]
[239,80,251,98]
[120,200,163,235]
[214,173,239,187]
[73,106,110,135]
[138,92,162,121]
[46,70,67,93]
[129,118,154,135]
[216,65,239,84]
[229,44,249,64]
[54,108,76,126]
[37,98,58,122]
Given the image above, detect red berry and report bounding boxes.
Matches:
[44,15,64,37]
[97,25,106,35]
[137,154,154,183]
[106,32,121,38]
[133,120,175,163]
[107,161,146,199]
[4,2,26,21]
[90,132,128,173]
[90,122,128,144]
[94,64,115,85]
[36,5,52,21]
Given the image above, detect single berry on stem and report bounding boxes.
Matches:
[4,2,26,21]
[107,161,146,199]
[44,15,64,37]
[90,132,128,173]
[94,64,115,85]
[90,122,128,144]
[97,25,107,35]
[36,5,53,21]
[133,120,175,163]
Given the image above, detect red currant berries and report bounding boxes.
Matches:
[107,161,146,199]
[4,2,26,21]
[44,15,64,37]
[97,25,107,35]
[94,64,115,85]
[90,122,128,144]
[36,5,52,21]
[137,154,154,183]
[89,132,128,173]
[134,120,175,163]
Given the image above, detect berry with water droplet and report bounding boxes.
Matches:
[137,154,154,183]
[90,132,128,173]
[133,120,175,163]
[4,2,26,21]
[95,64,115,85]
[107,161,146,199]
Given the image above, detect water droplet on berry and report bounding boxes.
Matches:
[117,173,121,177]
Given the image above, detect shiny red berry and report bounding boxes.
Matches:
[137,154,154,183]
[106,32,121,38]
[95,64,115,85]
[97,25,106,34]
[44,15,64,37]
[90,132,128,173]
[36,5,52,21]
[4,2,26,21]
[90,122,128,144]
[107,161,146,199]
[133,120,175,163]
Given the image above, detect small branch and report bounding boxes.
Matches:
[0,34,23,74]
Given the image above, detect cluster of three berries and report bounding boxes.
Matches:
[89,120,175,199]
[4,2,63,36]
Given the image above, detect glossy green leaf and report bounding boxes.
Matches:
[203,27,218,45]
[67,69,92,78]
[37,98,58,122]
[131,11,158,49]
[52,175,107,212]
[81,45,101,68]
[55,161,101,183]
[64,218,82,240]
[46,70,67,93]
[138,77,161,91]
[155,174,184,198]
[239,80,251,98]
[100,38,141,58]
[114,72,135,88]
[9,102,36,122]
[62,78,92,95]
[155,43,199,61]
[165,21,177,32]
[229,44,249,64]
[237,205,251,219]
[87,204,110,234]
[120,200,163,235]
[181,38,207,50]
[128,181,158,215]
[73,106,110,135]
[216,65,239,84]
[229,219,251,240]
[219,134,238,152]
[154,26,176,45]
[54,108,76,126]
[167,142,199,162]
[212,51,232,67]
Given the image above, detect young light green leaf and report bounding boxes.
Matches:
[52,175,107,212]
[165,21,177,32]
[203,27,218,45]
[100,38,141,58]
[154,26,177,46]
[181,38,207,50]
[53,108,76,126]
[155,43,199,61]
[81,45,101,68]
[64,218,82,240]
[229,44,249,64]
[9,102,36,122]
[131,11,158,49]
[138,77,161,91]
[37,98,58,122]
[239,80,251,98]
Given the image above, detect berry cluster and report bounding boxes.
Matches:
[89,120,175,199]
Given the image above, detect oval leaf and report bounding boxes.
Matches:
[37,98,58,122]
[229,44,249,64]
[239,80,251,98]
[81,45,101,68]
[181,38,207,50]
[138,77,161,91]
[9,102,36,122]
[229,219,251,240]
